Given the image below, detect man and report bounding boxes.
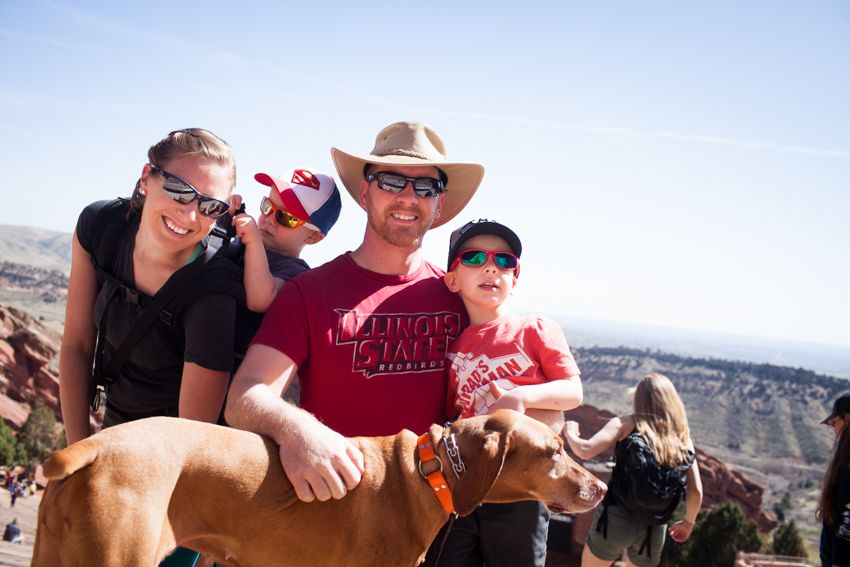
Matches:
[226,121,484,503]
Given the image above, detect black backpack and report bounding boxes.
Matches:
[597,430,694,558]
[87,199,259,412]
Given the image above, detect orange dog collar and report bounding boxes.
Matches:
[416,433,454,514]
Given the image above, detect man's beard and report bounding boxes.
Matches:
[366,198,435,249]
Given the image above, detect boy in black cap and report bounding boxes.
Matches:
[438,219,584,567]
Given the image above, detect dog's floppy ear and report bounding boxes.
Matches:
[451,426,510,516]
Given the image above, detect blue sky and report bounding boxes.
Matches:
[2,1,849,347]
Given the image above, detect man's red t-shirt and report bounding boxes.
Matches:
[252,253,467,437]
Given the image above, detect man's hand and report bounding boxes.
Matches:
[278,416,365,503]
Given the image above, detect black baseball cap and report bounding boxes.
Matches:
[447,219,522,271]
[822,393,850,424]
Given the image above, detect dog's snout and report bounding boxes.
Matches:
[589,479,607,501]
[575,475,607,508]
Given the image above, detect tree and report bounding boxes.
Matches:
[673,502,763,567]
[17,401,62,466]
[772,521,806,558]
[773,492,792,522]
[0,420,20,467]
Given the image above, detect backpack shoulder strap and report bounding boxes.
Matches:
[89,240,229,411]
[89,198,131,277]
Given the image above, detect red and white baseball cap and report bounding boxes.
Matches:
[254,168,342,235]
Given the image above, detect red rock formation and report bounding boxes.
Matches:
[563,404,778,554]
[0,305,61,427]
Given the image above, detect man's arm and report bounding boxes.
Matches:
[225,343,364,502]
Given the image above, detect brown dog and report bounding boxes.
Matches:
[33,410,605,567]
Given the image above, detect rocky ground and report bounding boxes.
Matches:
[0,488,38,566]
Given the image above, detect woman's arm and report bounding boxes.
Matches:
[178,363,230,423]
[178,292,238,422]
[59,232,99,444]
[669,459,704,542]
[563,415,633,461]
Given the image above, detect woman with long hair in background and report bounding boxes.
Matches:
[563,373,703,567]
[817,393,850,567]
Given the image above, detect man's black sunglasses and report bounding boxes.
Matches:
[366,171,446,198]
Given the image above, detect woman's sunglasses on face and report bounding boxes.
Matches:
[450,249,520,276]
[366,171,445,198]
[149,164,230,219]
[260,196,317,230]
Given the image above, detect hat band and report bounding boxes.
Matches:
[373,149,446,162]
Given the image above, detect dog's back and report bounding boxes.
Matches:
[33,412,605,567]
[33,417,285,566]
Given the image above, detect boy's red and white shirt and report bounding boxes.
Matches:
[446,313,580,418]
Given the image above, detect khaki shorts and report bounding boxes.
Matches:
[585,505,667,567]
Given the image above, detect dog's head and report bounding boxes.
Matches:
[442,410,606,516]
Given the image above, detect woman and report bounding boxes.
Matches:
[817,393,850,567]
[60,127,238,441]
[563,373,702,567]
[59,128,240,567]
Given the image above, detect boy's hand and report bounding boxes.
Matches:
[564,420,580,438]
[233,214,261,245]
[228,193,244,214]
[488,382,527,414]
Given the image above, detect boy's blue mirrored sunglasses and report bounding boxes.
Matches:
[149,164,230,218]
[366,171,445,198]
[450,249,520,276]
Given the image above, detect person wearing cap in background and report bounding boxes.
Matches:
[437,219,583,567]
[226,121,484,505]
[232,168,341,312]
[817,393,850,567]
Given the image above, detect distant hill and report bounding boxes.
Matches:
[555,314,850,379]
[0,225,72,275]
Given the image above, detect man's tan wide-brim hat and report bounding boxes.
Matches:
[330,121,485,228]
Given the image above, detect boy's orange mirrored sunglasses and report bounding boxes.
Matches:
[260,196,312,229]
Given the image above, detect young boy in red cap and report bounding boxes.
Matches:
[438,219,584,567]
[233,168,341,312]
